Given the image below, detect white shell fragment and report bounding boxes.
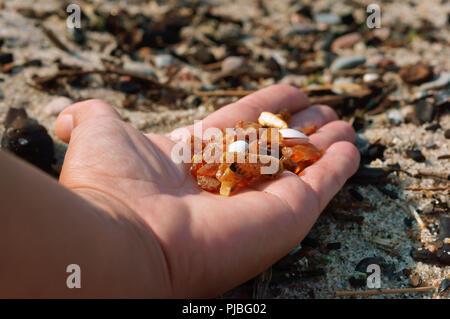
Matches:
[228,140,249,153]
[280,128,309,146]
[258,111,288,129]
[280,128,308,139]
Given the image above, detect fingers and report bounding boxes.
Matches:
[300,141,360,211]
[289,104,338,130]
[55,99,122,143]
[254,120,357,233]
[308,120,356,150]
[170,84,310,139]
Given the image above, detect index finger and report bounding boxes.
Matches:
[170,84,310,138]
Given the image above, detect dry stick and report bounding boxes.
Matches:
[405,186,450,191]
[41,26,72,53]
[335,286,434,297]
[193,83,363,97]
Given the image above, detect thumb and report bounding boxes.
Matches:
[54,99,122,143]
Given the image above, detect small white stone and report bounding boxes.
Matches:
[279,128,308,139]
[280,128,309,146]
[44,97,73,116]
[363,73,379,83]
[228,140,249,153]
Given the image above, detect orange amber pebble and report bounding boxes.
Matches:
[301,125,318,136]
[197,176,221,192]
[282,143,322,163]
[196,163,220,177]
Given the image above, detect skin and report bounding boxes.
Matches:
[0,85,359,298]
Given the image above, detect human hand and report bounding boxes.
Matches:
[54,84,359,297]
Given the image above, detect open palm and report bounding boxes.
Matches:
[55,85,359,297]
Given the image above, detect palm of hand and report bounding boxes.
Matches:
[55,85,359,297]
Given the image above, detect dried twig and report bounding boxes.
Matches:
[193,83,366,97]
[405,186,450,191]
[335,286,434,297]
[194,89,256,97]
[41,25,72,53]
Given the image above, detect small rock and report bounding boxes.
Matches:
[411,248,439,264]
[404,217,414,228]
[348,188,364,201]
[363,73,379,83]
[123,61,157,78]
[405,149,426,163]
[314,12,341,25]
[435,90,449,108]
[408,273,422,287]
[44,97,73,116]
[414,99,435,124]
[331,32,362,53]
[1,108,55,174]
[192,48,216,65]
[326,242,341,250]
[438,278,450,295]
[419,72,450,91]
[386,109,403,125]
[399,63,433,85]
[119,81,141,94]
[0,89,3,100]
[424,123,441,131]
[154,54,176,68]
[0,52,13,64]
[366,143,386,162]
[221,56,247,74]
[437,244,450,265]
[330,55,366,72]
[355,133,369,154]
[349,165,390,184]
[418,201,434,214]
[349,272,367,288]
[441,216,450,242]
[445,129,450,139]
[279,74,308,87]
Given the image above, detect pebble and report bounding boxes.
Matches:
[221,56,247,74]
[349,272,367,288]
[325,242,341,250]
[0,52,13,64]
[405,149,426,163]
[414,99,435,124]
[330,55,366,72]
[363,73,379,83]
[154,54,176,68]
[0,88,3,100]
[419,72,450,91]
[399,63,433,85]
[355,133,370,155]
[331,32,361,53]
[123,61,157,78]
[1,108,54,174]
[44,97,73,116]
[279,74,308,87]
[438,278,450,295]
[314,12,341,25]
[386,109,403,125]
[408,273,422,287]
[445,129,450,139]
[434,90,449,108]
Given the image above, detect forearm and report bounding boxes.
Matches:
[0,151,171,298]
